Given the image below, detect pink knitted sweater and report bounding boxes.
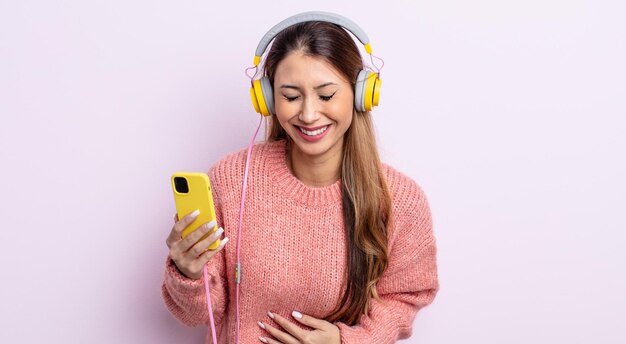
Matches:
[161,140,439,343]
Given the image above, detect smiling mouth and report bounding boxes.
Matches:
[296,125,330,136]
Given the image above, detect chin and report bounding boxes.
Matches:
[290,137,340,159]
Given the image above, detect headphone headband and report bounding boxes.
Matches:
[253,11,372,66]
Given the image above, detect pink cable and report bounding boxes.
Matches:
[203,265,218,342]
[204,115,264,344]
[236,115,264,343]
[369,53,385,76]
[245,65,259,80]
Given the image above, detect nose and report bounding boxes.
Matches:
[298,96,321,124]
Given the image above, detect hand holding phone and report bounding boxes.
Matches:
[165,172,229,280]
[171,172,220,249]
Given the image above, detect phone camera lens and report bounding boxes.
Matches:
[174,177,189,193]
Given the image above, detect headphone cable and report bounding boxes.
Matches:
[203,115,264,344]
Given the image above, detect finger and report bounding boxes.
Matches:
[291,311,328,330]
[259,321,298,344]
[190,237,228,272]
[260,335,283,344]
[180,220,217,250]
[173,234,225,280]
[165,213,183,248]
[175,209,201,234]
[187,227,224,258]
[192,237,228,271]
[166,209,200,247]
[193,237,229,271]
[169,220,215,254]
[267,312,307,343]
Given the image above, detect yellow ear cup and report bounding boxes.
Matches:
[373,77,381,107]
[250,87,261,114]
[363,72,377,111]
[252,79,270,116]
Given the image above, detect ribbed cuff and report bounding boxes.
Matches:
[335,322,369,344]
[164,257,204,295]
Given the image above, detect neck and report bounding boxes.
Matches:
[287,142,342,187]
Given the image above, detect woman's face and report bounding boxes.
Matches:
[273,52,354,162]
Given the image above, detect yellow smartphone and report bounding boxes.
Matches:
[171,172,220,250]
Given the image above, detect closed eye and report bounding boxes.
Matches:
[283,95,300,102]
[320,91,337,101]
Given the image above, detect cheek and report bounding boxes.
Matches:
[275,99,298,117]
[273,102,288,121]
[330,95,354,123]
[274,105,294,129]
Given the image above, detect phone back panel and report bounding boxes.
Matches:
[171,172,220,250]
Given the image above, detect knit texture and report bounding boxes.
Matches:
[161,139,439,343]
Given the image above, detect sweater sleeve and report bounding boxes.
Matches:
[335,181,439,343]
[161,168,229,328]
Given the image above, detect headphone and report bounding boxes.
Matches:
[249,11,382,117]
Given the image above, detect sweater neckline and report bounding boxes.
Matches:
[264,140,343,207]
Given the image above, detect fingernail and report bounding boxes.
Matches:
[221,237,229,246]
[204,221,219,232]
[259,337,268,343]
[292,311,302,319]
[190,209,200,217]
[214,227,224,236]
[267,311,274,319]
[257,321,265,329]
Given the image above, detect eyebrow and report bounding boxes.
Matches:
[279,82,337,90]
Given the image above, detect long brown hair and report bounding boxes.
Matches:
[263,21,392,325]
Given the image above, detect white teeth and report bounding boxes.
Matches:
[299,126,328,136]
